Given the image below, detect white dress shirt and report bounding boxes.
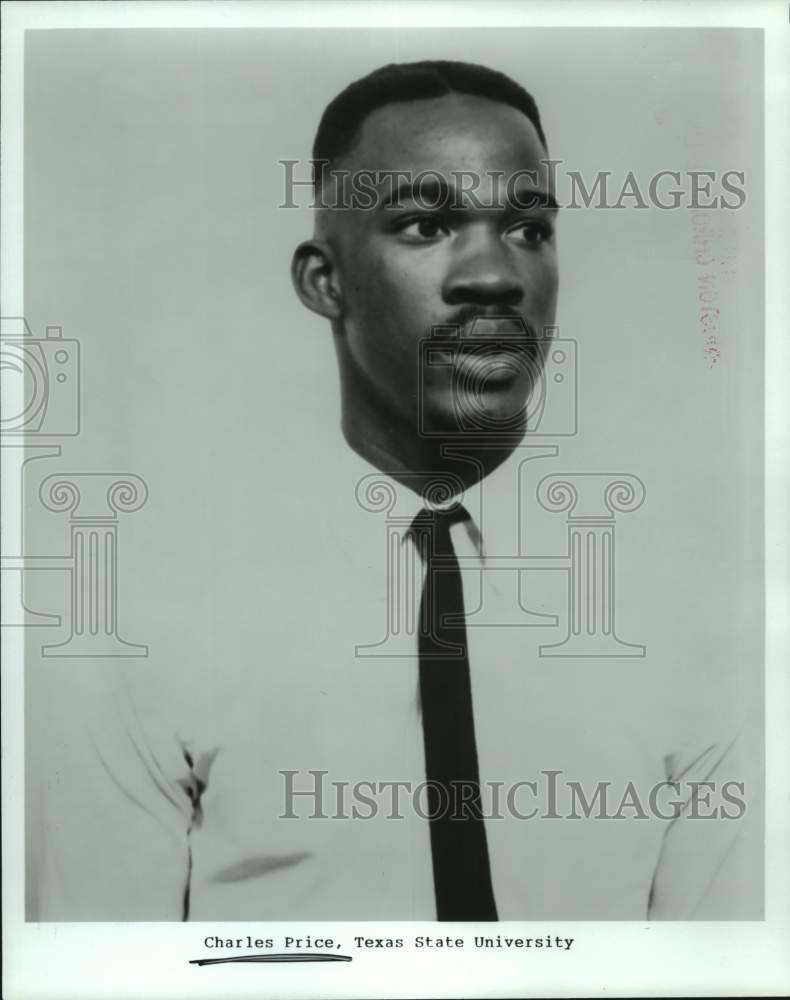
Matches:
[30,437,761,921]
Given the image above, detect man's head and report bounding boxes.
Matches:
[292,60,559,483]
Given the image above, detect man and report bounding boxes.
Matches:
[33,61,760,922]
[291,61,558,921]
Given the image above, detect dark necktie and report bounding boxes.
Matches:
[412,505,498,921]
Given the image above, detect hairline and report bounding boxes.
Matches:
[315,91,548,193]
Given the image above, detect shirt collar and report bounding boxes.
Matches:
[337,436,524,560]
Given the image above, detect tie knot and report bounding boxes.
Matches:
[411,503,470,534]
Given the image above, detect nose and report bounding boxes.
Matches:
[442,227,524,307]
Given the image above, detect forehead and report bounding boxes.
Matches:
[339,92,547,177]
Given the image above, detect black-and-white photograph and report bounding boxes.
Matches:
[2,3,788,999]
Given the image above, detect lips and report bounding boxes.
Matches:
[452,347,533,386]
[450,317,542,389]
[426,312,542,389]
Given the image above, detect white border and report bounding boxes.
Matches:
[2,2,788,998]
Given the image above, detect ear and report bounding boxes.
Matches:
[291,239,343,321]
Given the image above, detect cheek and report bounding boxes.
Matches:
[343,249,389,319]
[343,248,437,346]
[527,255,559,316]
[540,277,559,317]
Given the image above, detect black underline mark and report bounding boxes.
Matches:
[190,952,352,966]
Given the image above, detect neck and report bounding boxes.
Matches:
[338,373,519,500]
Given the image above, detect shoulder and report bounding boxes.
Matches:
[648,707,763,919]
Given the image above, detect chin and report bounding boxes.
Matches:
[451,387,529,433]
[419,392,527,441]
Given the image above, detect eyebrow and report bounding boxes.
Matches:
[380,176,559,212]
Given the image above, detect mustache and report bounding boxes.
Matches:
[436,307,536,344]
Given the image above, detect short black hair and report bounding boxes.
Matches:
[312,60,547,177]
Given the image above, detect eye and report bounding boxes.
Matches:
[395,216,449,242]
[507,220,553,247]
